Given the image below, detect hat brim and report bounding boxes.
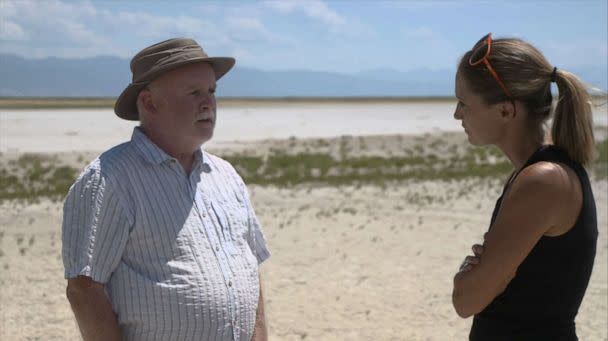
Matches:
[114,57,235,121]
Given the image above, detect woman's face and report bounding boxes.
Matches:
[454,72,507,146]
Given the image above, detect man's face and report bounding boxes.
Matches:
[149,62,217,148]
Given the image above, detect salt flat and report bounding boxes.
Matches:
[0,102,606,340]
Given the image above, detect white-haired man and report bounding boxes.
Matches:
[62,38,270,341]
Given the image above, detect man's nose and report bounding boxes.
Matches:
[199,95,215,110]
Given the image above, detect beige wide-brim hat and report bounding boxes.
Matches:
[114,37,235,120]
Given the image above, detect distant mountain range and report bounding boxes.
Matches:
[0,54,605,97]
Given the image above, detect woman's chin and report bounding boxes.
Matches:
[466,135,484,146]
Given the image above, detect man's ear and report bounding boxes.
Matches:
[138,89,157,115]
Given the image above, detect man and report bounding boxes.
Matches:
[62,38,270,341]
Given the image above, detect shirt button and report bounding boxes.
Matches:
[215,246,220,251]
[228,280,232,287]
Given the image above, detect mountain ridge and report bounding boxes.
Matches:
[1,54,605,97]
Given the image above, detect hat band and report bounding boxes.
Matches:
[131,44,208,82]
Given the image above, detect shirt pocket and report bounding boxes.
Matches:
[209,200,232,241]
[209,198,248,255]
[227,199,250,243]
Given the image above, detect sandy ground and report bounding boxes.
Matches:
[0,132,607,340]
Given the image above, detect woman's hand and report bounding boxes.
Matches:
[458,232,486,273]
[458,243,484,273]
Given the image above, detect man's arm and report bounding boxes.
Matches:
[251,276,268,341]
[66,276,122,341]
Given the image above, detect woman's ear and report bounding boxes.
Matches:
[499,100,517,121]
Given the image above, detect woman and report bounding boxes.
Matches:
[451,33,598,340]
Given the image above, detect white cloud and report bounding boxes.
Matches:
[99,10,214,40]
[0,1,18,17]
[227,17,271,42]
[264,1,297,12]
[0,0,296,60]
[264,0,345,27]
[403,27,437,39]
[61,20,102,43]
[0,21,28,41]
[0,0,108,52]
[303,0,346,26]
[263,0,375,40]
[193,3,223,15]
[402,26,448,45]
[399,27,457,70]
[382,1,485,11]
[542,39,608,68]
[225,16,293,45]
[0,0,231,58]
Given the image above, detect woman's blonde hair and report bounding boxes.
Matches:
[458,37,595,166]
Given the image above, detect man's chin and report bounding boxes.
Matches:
[196,131,213,146]
[192,122,214,138]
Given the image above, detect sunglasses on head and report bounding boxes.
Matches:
[468,33,512,98]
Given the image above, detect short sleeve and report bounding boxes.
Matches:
[62,163,133,283]
[234,173,270,264]
[245,196,271,264]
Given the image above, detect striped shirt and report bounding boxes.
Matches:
[62,127,270,341]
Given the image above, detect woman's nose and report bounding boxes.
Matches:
[453,108,462,120]
[453,102,463,120]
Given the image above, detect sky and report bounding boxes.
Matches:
[0,0,607,75]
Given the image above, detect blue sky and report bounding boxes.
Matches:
[1,0,606,74]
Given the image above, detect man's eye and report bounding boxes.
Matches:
[209,88,216,94]
[190,90,201,96]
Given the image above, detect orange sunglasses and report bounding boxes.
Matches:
[468,33,511,98]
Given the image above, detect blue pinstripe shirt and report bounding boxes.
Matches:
[62,127,270,341]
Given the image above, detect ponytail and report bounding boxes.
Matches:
[551,69,595,166]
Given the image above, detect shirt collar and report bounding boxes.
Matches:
[192,148,204,171]
[131,127,205,167]
[131,127,171,165]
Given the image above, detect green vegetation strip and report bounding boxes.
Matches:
[1,141,606,202]
[0,97,117,109]
[1,154,79,202]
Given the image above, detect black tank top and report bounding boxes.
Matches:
[470,145,598,341]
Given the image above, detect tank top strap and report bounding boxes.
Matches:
[489,145,564,227]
